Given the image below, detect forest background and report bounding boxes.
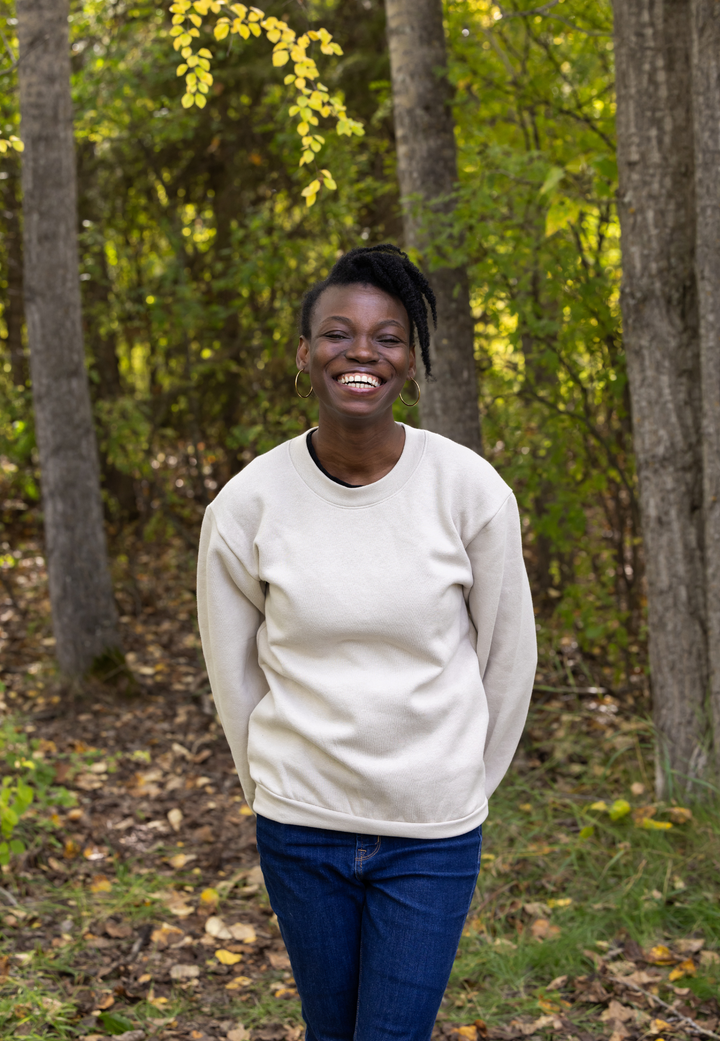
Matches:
[2,3,720,1041]
[1,0,632,685]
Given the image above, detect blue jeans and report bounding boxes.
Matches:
[255,814,482,1041]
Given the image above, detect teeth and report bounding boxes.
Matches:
[338,373,381,387]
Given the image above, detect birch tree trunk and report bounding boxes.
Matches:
[691,0,720,782]
[17,0,121,676]
[384,0,482,454]
[612,0,709,796]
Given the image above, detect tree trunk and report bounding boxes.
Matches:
[384,0,482,453]
[612,0,709,795]
[0,160,28,387]
[691,0,720,782]
[17,0,121,675]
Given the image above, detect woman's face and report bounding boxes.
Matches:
[296,283,416,425]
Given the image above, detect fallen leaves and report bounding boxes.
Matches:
[215,948,243,965]
[90,874,113,893]
[168,852,196,869]
[150,923,184,948]
[530,918,561,941]
[668,958,696,981]
[647,945,676,965]
[205,915,257,943]
[167,807,183,832]
[170,963,200,979]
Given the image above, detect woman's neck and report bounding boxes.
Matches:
[312,411,405,486]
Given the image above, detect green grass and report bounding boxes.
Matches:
[445,699,720,1026]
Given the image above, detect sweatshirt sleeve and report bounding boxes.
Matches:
[196,505,268,808]
[466,493,537,799]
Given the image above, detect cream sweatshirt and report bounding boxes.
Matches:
[197,425,536,838]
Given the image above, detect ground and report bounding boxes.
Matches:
[0,535,718,1041]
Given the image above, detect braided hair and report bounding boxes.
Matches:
[299,244,437,377]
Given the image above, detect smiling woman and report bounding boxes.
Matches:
[196,243,537,1040]
[295,244,435,486]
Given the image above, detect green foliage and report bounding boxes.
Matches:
[431,1,640,675]
[0,711,77,865]
[0,0,645,682]
[166,0,362,205]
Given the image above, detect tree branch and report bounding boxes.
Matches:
[496,2,612,37]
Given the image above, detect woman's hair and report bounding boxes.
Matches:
[299,244,437,377]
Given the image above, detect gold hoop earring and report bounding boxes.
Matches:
[295,370,314,398]
[399,377,420,407]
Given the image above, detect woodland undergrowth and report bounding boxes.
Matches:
[0,518,718,1041]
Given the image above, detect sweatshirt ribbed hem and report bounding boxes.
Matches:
[251,784,489,839]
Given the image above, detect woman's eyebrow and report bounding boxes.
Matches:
[319,316,407,328]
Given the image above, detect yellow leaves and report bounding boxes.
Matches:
[301,178,321,207]
[199,887,219,907]
[225,977,252,991]
[668,806,692,824]
[608,798,631,821]
[579,825,595,839]
[90,874,112,893]
[647,945,675,965]
[164,0,362,201]
[215,948,243,965]
[168,853,196,869]
[668,958,696,981]
[640,818,673,831]
[649,1019,673,1035]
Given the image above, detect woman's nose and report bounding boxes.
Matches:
[347,334,378,358]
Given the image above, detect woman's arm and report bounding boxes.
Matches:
[466,493,537,799]
[196,506,268,808]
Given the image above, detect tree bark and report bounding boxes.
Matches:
[384,0,482,453]
[17,0,121,675]
[691,0,720,782]
[612,0,709,795]
[0,161,28,387]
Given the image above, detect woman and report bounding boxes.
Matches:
[197,244,536,1041]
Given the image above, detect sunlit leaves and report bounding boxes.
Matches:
[0,136,23,155]
[165,0,363,207]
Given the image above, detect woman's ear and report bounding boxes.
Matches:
[296,337,310,371]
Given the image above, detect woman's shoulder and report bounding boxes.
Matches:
[205,435,301,530]
[415,429,515,534]
[420,430,510,491]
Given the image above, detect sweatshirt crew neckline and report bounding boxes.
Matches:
[290,424,427,508]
